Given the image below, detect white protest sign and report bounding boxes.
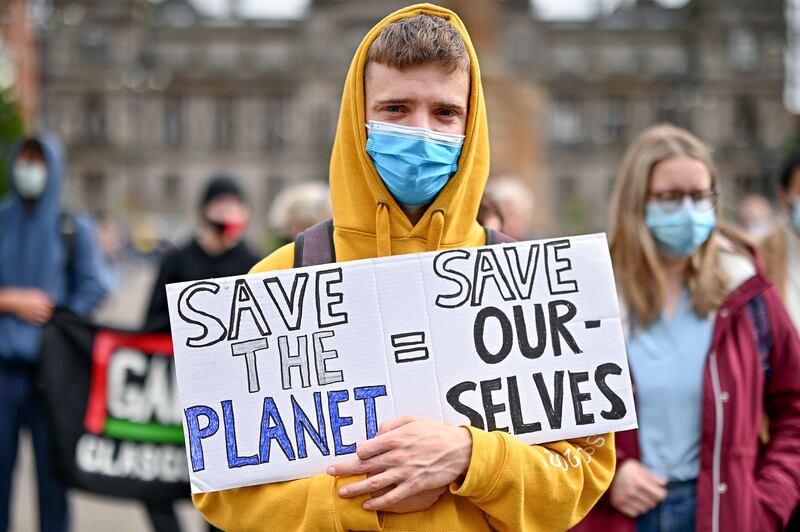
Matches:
[167,234,637,494]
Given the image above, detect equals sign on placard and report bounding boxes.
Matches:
[391,331,430,364]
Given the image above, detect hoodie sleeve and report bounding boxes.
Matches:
[755,286,800,527]
[191,243,383,531]
[451,429,615,531]
[65,215,108,316]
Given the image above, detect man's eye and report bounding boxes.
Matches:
[384,105,403,113]
[437,109,456,117]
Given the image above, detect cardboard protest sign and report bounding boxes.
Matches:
[37,310,189,503]
[167,234,637,494]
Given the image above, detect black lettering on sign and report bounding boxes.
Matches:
[480,378,508,433]
[514,304,546,359]
[228,279,271,341]
[595,363,627,420]
[473,307,513,364]
[433,249,471,309]
[502,244,540,300]
[316,269,349,329]
[507,375,542,434]
[569,371,595,425]
[549,300,582,357]
[390,332,429,364]
[533,371,564,430]
[177,281,227,348]
[544,240,579,295]
[263,273,309,331]
[471,249,515,306]
[445,381,485,429]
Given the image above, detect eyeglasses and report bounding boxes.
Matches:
[647,189,718,213]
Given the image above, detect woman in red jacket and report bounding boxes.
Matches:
[573,124,800,532]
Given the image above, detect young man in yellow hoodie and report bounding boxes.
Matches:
[192,4,615,530]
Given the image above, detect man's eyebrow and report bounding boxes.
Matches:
[373,98,414,106]
[433,101,466,112]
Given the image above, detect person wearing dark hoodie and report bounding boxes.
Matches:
[143,175,259,532]
[0,135,108,532]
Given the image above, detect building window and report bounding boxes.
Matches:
[733,95,758,143]
[728,28,759,73]
[82,171,105,210]
[163,174,181,200]
[77,26,109,64]
[548,99,582,145]
[83,94,106,145]
[163,95,184,148]
[657,97,692,131]
[264,96,287,150]
[601,97,626,143]
[551,45,589,76]
[215,96,235,150]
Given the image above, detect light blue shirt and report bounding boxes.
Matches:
[627,288,713,481]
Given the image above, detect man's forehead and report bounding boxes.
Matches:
[364,62,469,98]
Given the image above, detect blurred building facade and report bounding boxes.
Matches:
[37,0,791,237]
[1,0,39,127]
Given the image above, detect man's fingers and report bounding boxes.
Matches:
[356,433,396,461]
[338,470,397,499]
[326,457,382,477]
[363,482,415,511]
[377,416,417,435]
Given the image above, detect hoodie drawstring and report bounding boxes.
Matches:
[375,203,445,256]
[376,202,391,257]
[427,209,445,252]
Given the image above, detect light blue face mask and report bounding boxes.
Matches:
[645,199,717,258]
[365,120,465,208]
[792,200,800,233]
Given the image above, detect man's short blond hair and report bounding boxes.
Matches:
[366,14,469,74]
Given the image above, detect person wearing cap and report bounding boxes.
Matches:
[144,176,260,332]
[142,176,260,531]
[192,5,615,531]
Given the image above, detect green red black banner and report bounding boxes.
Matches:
[37,309,190,503]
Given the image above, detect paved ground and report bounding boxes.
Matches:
[10,260,207,532]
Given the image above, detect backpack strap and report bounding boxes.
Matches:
[484,226,516,245]
[293,219,336,268]
[747,293,773,380]
[58,211,77,271]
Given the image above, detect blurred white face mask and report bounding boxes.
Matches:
[14,162,47,199]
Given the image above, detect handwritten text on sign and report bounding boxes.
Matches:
[167,234,637,493]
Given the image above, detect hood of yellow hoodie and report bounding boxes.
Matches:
[329,3,489,261]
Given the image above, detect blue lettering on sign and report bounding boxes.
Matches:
[184,405,220,472]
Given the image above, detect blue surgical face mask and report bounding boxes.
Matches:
[645,199,717,258]
[791,200,800,234]
[365,120,465,208]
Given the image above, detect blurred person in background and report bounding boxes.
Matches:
[266,181,331,250]
[476,191,504,232]
[573,124,800,532]
[737,193,776,242]
[0,135,108,532]
[483,175,536,240]
[761,154,800,331]
[144,175,259,331]
[142,175,258,532]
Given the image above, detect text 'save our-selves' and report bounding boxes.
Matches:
[167,234,637,493]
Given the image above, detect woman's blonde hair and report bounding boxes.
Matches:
[610,124,728,326]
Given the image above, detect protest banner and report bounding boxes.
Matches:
[167,234,637,494]
[37,310,189,502]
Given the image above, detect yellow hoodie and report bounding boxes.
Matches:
[193,4,615,531]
